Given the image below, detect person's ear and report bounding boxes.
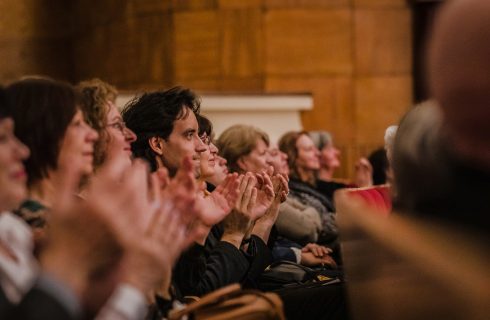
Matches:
[149,137,164,155]
[237,157,248,172]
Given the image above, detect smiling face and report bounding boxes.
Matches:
[238,138,270,174]
[105,102,136,165]
[158,108,207,177]
[295,134,320,172]
[199,133,218,179]
[57,109,99,176]
[320,143,341,170]
[268,143,289,176]
[0,118,30,211]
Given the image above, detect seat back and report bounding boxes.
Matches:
[334,191,490,320]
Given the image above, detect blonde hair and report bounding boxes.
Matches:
[216,124,269,173]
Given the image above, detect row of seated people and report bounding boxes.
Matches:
[4,2,489,318]
[0,77,376,320]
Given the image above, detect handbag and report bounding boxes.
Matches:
[258,260,342,291]
[168,283,285,320]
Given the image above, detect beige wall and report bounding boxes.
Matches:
[0,0,413,179]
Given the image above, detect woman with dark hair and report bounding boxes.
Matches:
[196,114,219,183]
[0,86,36,311]
[278,131,338,246]
[5,77,98,235]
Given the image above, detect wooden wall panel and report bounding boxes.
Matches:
[73,13,174,89]
[219,0,263,8]
[355,9,412,75]
[265,76,355,143]
[265,0,349,8]
[173,10,220,87]
[0,0,72,83]
[265,9,353,76]
[355,76,412,145]
[172,0,217,11]
[220,7,264,91]
[353,0,409,8]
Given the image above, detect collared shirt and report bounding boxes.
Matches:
[0,212,39,303]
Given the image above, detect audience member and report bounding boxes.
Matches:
[279,131,338,246]
[309,130,372,201]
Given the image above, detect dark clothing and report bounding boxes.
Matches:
[0,288,14,318]
[172,224,272,297]
[271,237,301,263]
[277,282,349,320]
[4,288,75,320]
[393,103,490,232]
[289,178,338,245]
[316,180,349,205]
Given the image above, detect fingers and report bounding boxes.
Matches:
[247,187,258,214]
[240,174,256,211]
[154,167,170,190]
[266,166,274,177]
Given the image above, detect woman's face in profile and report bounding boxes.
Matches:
[295,134,320,171]
[57,109,99,176]
[0,118,30,211]
[239,138,270,174]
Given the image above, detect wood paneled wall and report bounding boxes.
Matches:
[1,0,413,179]
[0,0,73,83]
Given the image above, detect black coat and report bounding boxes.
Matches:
[172,224,272,297]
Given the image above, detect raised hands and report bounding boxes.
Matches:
[221,173,258,248]
[196,173,240,226]
[250,170,275,220]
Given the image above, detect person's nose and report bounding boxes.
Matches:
[125,127,137,143]
[195,135,207,153]
[14,137,30,160]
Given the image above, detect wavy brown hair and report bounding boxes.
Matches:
[278,130,310,182]
[77,79,118,169]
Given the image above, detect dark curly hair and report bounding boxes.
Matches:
[122,86,200,171]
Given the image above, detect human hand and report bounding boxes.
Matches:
[300,251,337,268]
[41,153,133,312]
[250,170,275,220]
[221,173,257,247]
[196,173,240,225]
[271,173,289,204]
[301,243,332,257]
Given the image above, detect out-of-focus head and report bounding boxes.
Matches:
[0,87,30,211]
[5,77,98,187]
[279,131,320,181]
[216,124,270,174]
[122,87,206,176]
[428,0,490,170]
[384,125,398,165]
[268,142,289,176]
[78,79,136,170]
[309,131,340,170]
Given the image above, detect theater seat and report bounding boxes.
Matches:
[343,185,392,216]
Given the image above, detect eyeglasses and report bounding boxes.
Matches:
[106,120,128,133]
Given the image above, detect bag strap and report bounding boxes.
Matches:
[168,283,241,319]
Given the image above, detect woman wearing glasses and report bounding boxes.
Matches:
[78,78,136,172]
